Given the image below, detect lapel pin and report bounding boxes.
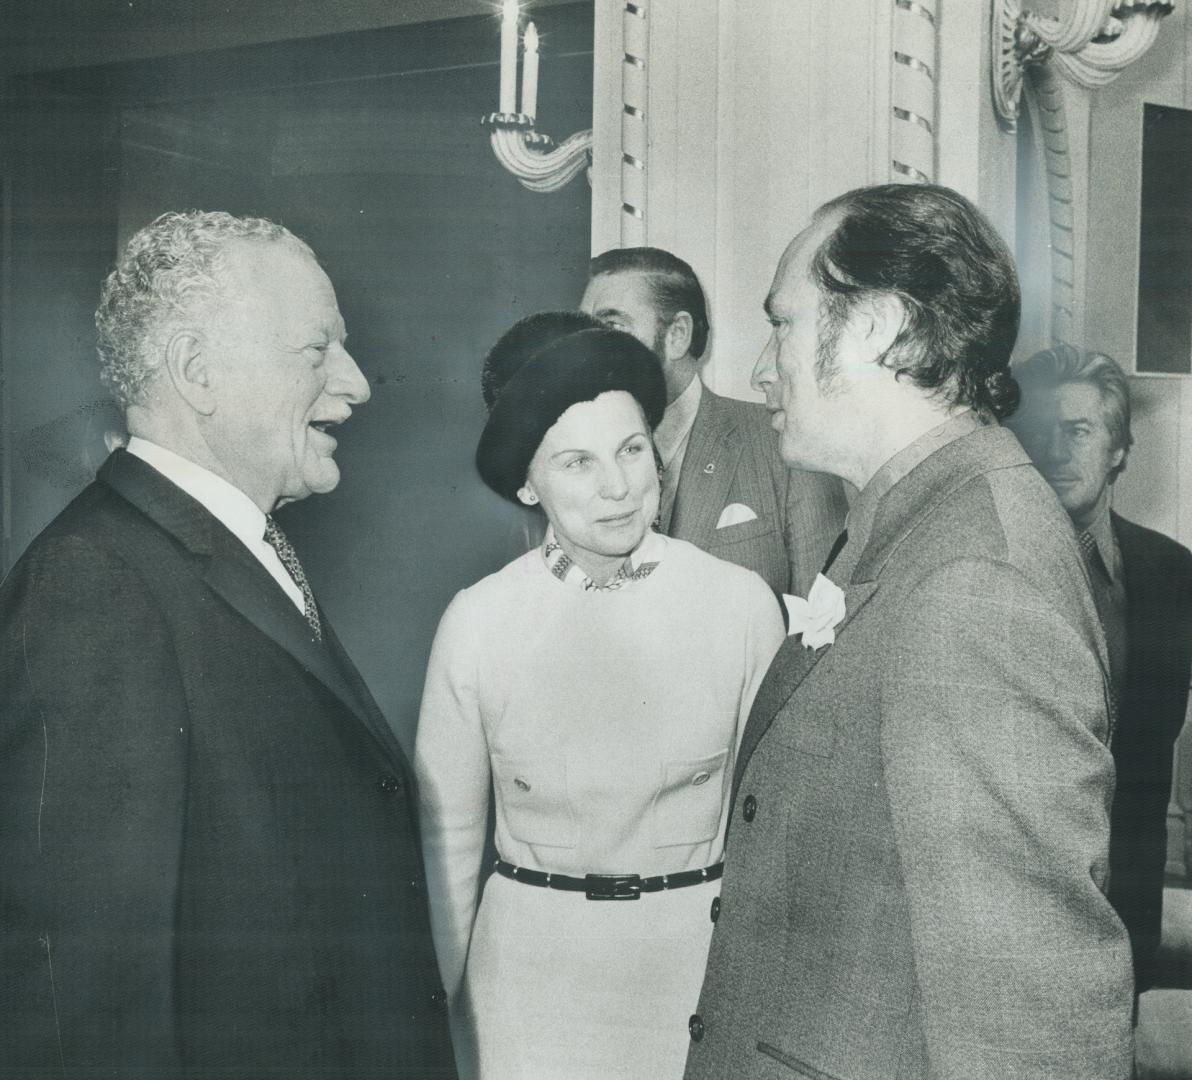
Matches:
[703,463,715,475]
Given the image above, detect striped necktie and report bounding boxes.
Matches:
[263,516,323,642]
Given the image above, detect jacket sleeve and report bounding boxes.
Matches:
[414,590,492,1002]
[0,536,187,1072]
[879,556,1134,1080]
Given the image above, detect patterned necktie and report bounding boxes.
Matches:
[263,516,323,642]
[1078,529,1124,733]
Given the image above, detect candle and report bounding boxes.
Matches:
[500,0,519,114]
[522,22,539,122]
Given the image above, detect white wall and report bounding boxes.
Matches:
[1082,4,1192,546]
[591,0,898,400]
[588,0,1188,547]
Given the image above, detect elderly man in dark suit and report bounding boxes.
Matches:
[1009,344,1192,996]
[0,211,454,1078]
[685,185,1134,1079]
[580,246,846,596]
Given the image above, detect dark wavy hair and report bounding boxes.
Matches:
[588,247,710,360]
[810,184,1021,420]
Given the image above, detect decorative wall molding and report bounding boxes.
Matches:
[992,0,1175,343]
[891,0,939,183]
[620,1,649,244]
[993,0,1174,130]
[1028,63,1079,344]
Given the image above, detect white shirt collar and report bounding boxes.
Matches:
[125,436,268,551]
[654,376,703,469]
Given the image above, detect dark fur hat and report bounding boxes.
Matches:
[475,325,666,503]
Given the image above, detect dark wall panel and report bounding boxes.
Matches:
[1,7,593,744]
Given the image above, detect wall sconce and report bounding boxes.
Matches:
[483,0,593,193]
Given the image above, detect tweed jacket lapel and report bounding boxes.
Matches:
[666,389,743,540]
[99,450,407,769]
[732,578,877,793]
[733,424,1058,792]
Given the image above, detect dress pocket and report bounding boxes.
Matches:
[650,749,730,847]
[491,753,578,849]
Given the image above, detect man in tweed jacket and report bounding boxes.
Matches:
[685,185,1134,1079]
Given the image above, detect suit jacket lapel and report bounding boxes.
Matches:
[733,425,1043,793]
[99,450,406,769]
[667,390,743,541]
[733,580,878,793]
[322,619,410,768]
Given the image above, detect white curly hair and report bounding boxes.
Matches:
[95,210,313,407]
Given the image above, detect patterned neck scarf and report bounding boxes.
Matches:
[542,526,664,592]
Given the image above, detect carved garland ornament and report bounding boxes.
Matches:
[991,0,1174,342]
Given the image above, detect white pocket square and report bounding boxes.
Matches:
[716,503,758,529]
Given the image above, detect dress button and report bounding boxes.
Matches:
[514,777,531,792]
[409,877,423,895]
[688,1013,705,1042]
[741,794,757,822]
[378,773,403,794]
[429,987,448,1011]
[691,770,710,786]
[710,896,721,923]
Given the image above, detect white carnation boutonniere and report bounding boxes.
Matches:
[782,573,846,650]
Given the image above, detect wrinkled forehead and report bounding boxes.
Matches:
[770,209,841,303]
[583,270,656,315]
[539,390,649,451]
[1019,381,1108,426]
[222,237,322,290]
[221,239,341,326]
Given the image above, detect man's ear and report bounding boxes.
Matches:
[856,293,905,366]
[165,331,217,416]
[661,311,694,363]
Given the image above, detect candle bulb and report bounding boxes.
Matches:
[522,22,539,123]
[499,0,518,115]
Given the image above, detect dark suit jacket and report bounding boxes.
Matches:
[1108,511,1192,993]
[666,388,847,596]
[686,425,1133,1080]
[0,450,454,1079]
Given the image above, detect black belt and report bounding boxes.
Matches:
[492,858,723,901]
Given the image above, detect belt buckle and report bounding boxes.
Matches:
[584,873,642,900]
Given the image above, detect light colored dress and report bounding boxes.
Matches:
[415,530,784,1079]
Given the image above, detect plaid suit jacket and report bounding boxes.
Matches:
[686,424,1133,1080]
